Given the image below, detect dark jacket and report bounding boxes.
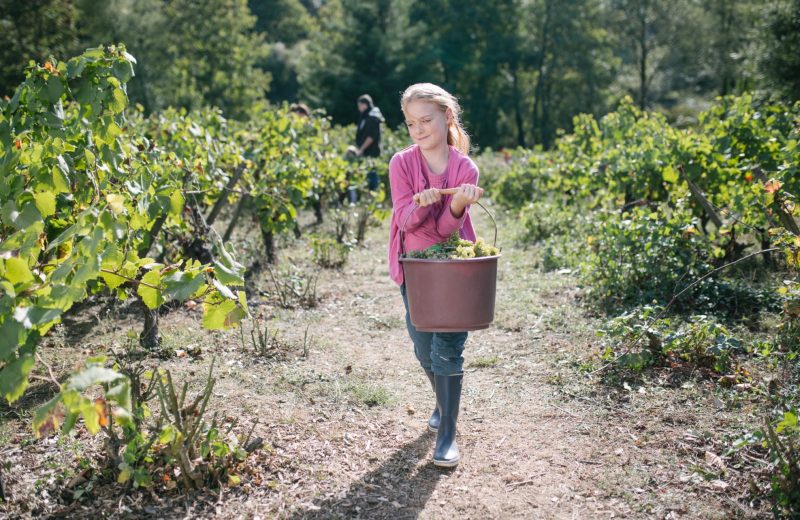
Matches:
[356,106,384,157]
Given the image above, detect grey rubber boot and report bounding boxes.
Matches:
[424,370,440,432]
[433,373,463,467]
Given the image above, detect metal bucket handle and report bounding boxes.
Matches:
[399,187,497,256]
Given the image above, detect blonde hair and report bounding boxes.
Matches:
[400,83,470,155]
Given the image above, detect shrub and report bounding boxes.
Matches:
[581,200,779,318]
[310,235,350,268]
[597,307,743,375]
[520,199,593,271]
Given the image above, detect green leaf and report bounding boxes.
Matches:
[1,200,42,231]
[5,257,34,286]
[67,366,125,392]
[99,270,127,290]
[44,76,64,104]
[100,121,123,143]
[776,411,798,434]
[47,284,85,310]
[213,258,244,286]
[112,60,134,83]
[169,189,184,216]
[13,306,62,329]
[109,88,127,115]
[163,271,205,302]
[66,57,87,78]
[137,270,164,309]
[105,379,132,411]
[117,464,133,484]
[33,191,56,217]
[51,165,70,193]
[46,222,78,252]
[106,193,126,215]
[0,353,35,403]
[212,278,235,299]
[0,320,25,361]
[81,400,100,434]
[159,425,178,445]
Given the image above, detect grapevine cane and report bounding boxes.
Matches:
[399,187,497,257]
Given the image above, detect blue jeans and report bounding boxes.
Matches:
[367,170,380,191]
[400,284,467,375]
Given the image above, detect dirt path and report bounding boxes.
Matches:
[0,204,768,519]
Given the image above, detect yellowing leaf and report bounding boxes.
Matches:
[662,166,678,184]
[105,193,126,215]
[33,191,56,217]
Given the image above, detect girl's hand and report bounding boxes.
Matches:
[452,184,484,207]
[450,184,484,217]
[413,188,442,207]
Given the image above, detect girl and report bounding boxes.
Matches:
[387,83,483,467]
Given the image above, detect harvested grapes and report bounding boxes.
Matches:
[405,232,500,259]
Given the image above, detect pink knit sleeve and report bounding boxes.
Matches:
[389,153,430,233]
[435,160,479,237]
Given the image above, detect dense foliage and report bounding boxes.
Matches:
[0,46,390,488]
[2,0,799,148]
[481,92,800,515]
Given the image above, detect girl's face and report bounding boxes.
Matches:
[403,100,451,152]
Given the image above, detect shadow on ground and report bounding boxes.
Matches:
[289,431,451,519]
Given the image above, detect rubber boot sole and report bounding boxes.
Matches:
[433,454,460,467]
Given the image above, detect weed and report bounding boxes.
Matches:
[341,380,393,407]
[266,263,319,309]
[310,235,350,268]
[470,356,499,368]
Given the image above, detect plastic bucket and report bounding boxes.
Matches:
[400,254,499,332]
[399,192,500,332]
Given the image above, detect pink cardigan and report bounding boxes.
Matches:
[387,144,479,285]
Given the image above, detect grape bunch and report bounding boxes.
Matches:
[406,232,500,259]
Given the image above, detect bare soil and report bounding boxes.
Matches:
[0,204,774,519]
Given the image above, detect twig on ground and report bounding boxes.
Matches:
[34,353,61,388]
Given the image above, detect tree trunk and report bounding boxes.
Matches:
[638,3,648,111]
[261,225,276,264]
[313,198,323,224]
[512,63,526,148]
[532,0,552,147]
[139,298,161,350]
[223,193,250,242]
[206,163,246,226]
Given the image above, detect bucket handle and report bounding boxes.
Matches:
[399,187,497,256]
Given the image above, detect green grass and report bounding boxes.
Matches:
[470,355,500,368]
[341,380,393,407]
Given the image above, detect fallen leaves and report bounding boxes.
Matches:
[704,451,726,471]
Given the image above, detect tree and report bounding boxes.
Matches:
[75,0,269,118]
[761,0,800,100]
[0,0,81,96]
[401,0,524,148]
[249,0,315,45]
[608,0,701,110]
[249,0,317,103]
[298,0,400,124]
